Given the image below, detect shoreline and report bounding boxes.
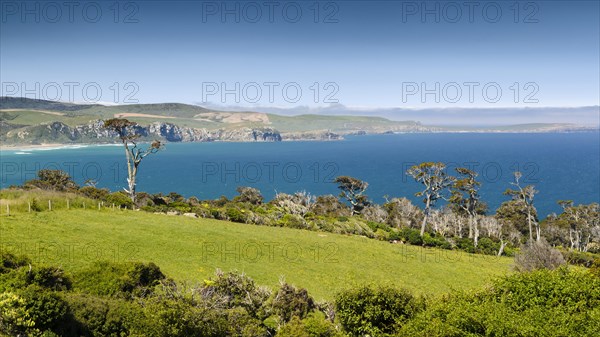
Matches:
[1,129,598,152]
[0,143,120,152]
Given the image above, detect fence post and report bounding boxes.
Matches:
[83,202,86,209]
[28,202,31,213]
[6,204,9,216]
[98,202,101,210]
[67,199,70,210]
[48,200,52,211]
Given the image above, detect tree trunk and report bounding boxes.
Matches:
[527,208,533,242]
[128,165,138,204]
[468,215,473,239]
[498,239,507,257]
[420,198,431,237]
[473,216,479,248]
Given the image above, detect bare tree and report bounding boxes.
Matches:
[406,162,455,236]
[104,118,163,204]
[558,200,600,252]
[504,171,539,242]
[514,239,565,272]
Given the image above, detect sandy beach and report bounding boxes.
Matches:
[0,143,117,152]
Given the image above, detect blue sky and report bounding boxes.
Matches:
[1,0,599,110]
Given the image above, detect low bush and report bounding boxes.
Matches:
[335,285,423,336]
[73,261,164,298]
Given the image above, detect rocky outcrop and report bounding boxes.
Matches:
[3,120,284,144]
[281,130,342,141]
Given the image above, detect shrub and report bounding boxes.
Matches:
[139,298,228,337]
[0,251,31,274]
[398,269,600,337]
[515,239,566,272]
[24,266,72,291]
[226,207,248,223]
[200,270,271,317]
[64,293,141,337]
[78,186,110,200]
[24,169,79,192]
[16,285,69,333]
[400,228,423,246]
[423,233,451,250]
[225,307,269,337]
[0,292,36,336]
[561,249,597,267]
[234,186,264,205]
[476,237,500,255]
[335,285,423,336]
[455,237,475,253]
[278,312,343,337]
[105,191,134,208]
[74,261,164,298]
[278,214,308,229]
[271,283,316,324]
[311,195,350,217]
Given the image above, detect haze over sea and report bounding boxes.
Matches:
[1,133,598,217]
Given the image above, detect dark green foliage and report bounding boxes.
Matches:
[24,169,79,192]
[591,258,600,277]
[0,251,31,273]
[24,266,72,291]
[335,285,423,336]
[16,285,70,333]
[63,293,140,337]
[201,270,271,316]
[277,312,344,337]
[0,264,71,293]
[334,176,370,215]
[400,228,423,246]
[73,261,164,298]
[278,213,308,229]
[140,298,229,337]
[105,191,134,208]
[226,206,248,223]
[271,283,317,323]
[78,186,110,200]
[455,237,476,253]
[490,268,600,311]
[312,195,350,217]
[422,233,452,250]
[476,237,501,256]
[496,199,538,240]
[235,186,264,205]
[398,268,600,337]
[225,307,270,337]
[561,249,597,267]
[2,250,599,337]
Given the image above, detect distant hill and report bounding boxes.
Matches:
[0,97,597,147]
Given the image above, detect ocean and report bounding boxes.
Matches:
[1,133,599,217]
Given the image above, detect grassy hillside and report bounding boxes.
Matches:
[0,208,512,300]
[1,98,418,133]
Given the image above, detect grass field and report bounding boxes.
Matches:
[0,208,513,300]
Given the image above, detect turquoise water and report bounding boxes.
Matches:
[1,133,599,217]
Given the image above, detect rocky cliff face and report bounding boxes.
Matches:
[2,120,291,144]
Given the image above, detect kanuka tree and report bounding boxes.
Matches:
[334,176,370,215]
[104,118,163,204]
[504,171,539,242]
[449,167,487,247]
[406,162,455,237]
[557,200,600,252]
